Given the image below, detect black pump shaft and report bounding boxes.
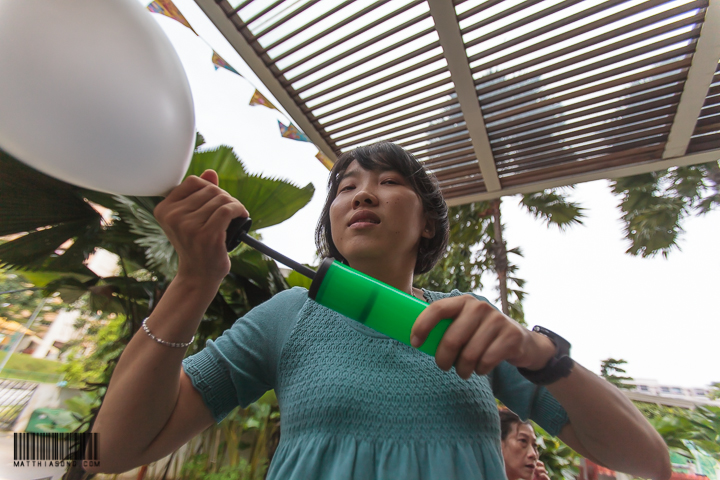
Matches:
[225,217,316,280]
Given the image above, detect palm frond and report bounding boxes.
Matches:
[0,220,98,271]
[0,149,100,236]
[520,189,585,231]
[112,196,177,278]
[184,146,315,230]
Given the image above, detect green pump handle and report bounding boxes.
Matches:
[309,258,451,356]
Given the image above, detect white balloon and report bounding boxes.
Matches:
[0,0,195,196]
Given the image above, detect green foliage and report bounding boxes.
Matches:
[61,314,128,386]
[599,358,633,390]
[285,269,313,289]
[35,392,101,433]
[533,423,581,480]
[0,149,103,273]
[186,146,315,231]
[520,188,585,231]
[610,161,720,258]
[0,269,64,324]
[166,391,280,480]
[641,403,720,460]
[0,351,63,376]
[708,382,720,400]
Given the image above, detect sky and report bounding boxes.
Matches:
[146,0,719,389]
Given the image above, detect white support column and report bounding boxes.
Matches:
[427,0,501,192]
[663,0,720,158]
[193,0,338,161]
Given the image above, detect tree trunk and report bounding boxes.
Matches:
[491,199,509,315]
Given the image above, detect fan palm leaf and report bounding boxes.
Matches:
[0,150,103,271]
[186,146,315,230]
[520,188,585,231]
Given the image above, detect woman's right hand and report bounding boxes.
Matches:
[154,169,248,285]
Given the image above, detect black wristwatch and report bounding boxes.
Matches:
[517,326,574,385]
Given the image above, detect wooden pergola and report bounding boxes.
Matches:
[194,0,720,206]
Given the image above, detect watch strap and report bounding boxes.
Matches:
[517,326,574,386]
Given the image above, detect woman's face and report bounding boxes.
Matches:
[329,161,433,268]
[502,423,539,480]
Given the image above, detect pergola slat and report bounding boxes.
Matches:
[478,32,699,106]
[495,117,674,162]
[484,56,693,120]
[498,129,671,172]
[321,86,454,128]
[258,0,355,54]
[269,1,388,64]
[469,0,705,72]
[490,102,679,149]
[476,21,702,102]
[317,77,451,121]
[281,4,430,80]
[325,98,457,135]
[333,106,462,145]
[294,41,442,95]
[308,66,447,113]
[487,72,687,132]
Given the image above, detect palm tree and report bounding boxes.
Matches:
[610,161,720,258]
[416,188,584,323]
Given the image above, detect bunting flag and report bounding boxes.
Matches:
[249,89,278,110]
[211,51,240,75]
[278,121,311,142]
[147,0,198,35]
[316,151,334,171]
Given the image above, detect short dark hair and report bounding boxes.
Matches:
[315,142,449,275]
[499,408,531,441]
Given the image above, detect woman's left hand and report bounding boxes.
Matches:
[410,295,556,379]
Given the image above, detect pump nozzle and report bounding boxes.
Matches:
[225,217,316,280]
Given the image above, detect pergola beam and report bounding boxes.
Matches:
[446,148,720,206]
[427,0,501,192]
[193,0,338,161]
[662,0,720,158]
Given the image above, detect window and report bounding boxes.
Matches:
[672,387,683,394]
[639,385,649,391]
[661,387,670,393]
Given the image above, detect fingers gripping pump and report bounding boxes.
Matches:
[226,218,451,356]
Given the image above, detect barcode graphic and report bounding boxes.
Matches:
[14,433,98,460]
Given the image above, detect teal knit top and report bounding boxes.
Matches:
[182,287,569,480]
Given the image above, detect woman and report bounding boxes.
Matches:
[499,408,548,480]
[88,142,670,479]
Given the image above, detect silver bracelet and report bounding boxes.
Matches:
[141,317,194,348]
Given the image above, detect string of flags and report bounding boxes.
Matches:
[278,121,311,143]
[147,0,197,35]
[249,89,278,110]
[146,0,334,170]
[211,51,240,75]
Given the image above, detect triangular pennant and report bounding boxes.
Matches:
[211,51,240,75]
[278,121,311,143]
[147,0,198,35]
[316,151,334,171]
[249,89,278,110]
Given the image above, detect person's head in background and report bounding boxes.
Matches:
[500,408,539,480]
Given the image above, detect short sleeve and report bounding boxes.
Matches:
[489,361,569,436]
[182,287,308,422]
